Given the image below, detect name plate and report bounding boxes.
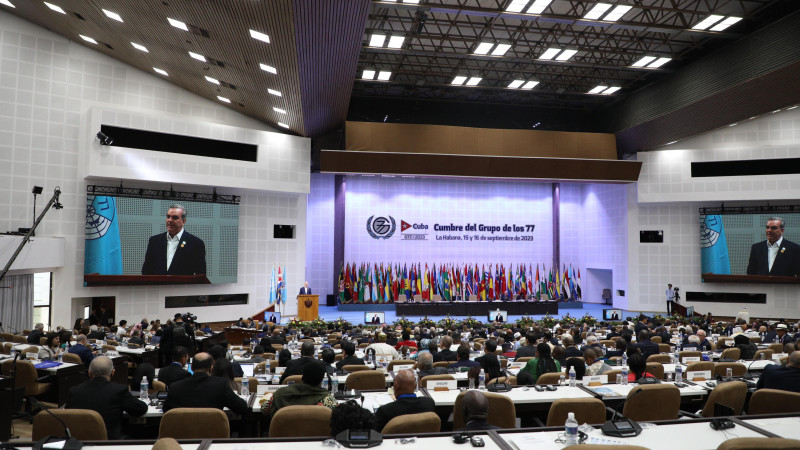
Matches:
[686,370,711,381]
[274,367,286,375]
[106,351,120,357]
[257,384,284,394]
[509,362,525,369]
[581,375,606,386]
[682,356,701,363]
[427,379,457,390]
[393,364,414,371]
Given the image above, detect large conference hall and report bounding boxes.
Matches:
[2,1,800,449]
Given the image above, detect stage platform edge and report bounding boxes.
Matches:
[338,303,395,312]
[558,301,584,310]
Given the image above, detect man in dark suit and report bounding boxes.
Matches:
[299,281,312,295]
[450,344,481,370]
[27,323,45,344]
[756,351,800,393]
[68,334,96,367]
[141,204,206,276]
[371,314,381,324]
[562,335,583,359]
[158,346,191,387]
[747,217,800,276]
[163,352,249,415]
[375,369,435,430]
[515,334,537,358]
[280,341,324,383]
[268,313,277,323]
[417,352,447,378]
[457,390,501,431]
[335,341,365,369]
[433,336,457,362]
[632,330,660,360]
[65,356,147,439]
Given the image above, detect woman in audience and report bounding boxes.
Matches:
[131,362,155,391]
[38,332,62,360]
[563,357,587,380]
[733,333,758,360]
[521,343,560,383]
[278,348,292,367]
[605,338,626,358]
[330,400,376,435]
[627,353,654,382]
[212,357,239,391]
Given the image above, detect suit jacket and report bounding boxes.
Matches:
[747,239,800,276]
[68,344,95,367]
[141,231,206,276]
[157,362,191,386]
[632,340,660,360]
[66,377,148,439]
[756,365,800,393]
[763,331,777,343]
[514,345,537,358]
[335,355,365,369]
[27,330,44,344]
[374,396,436,431]
[163,372,248,415]
[299,287,312,295]
[280,357,324,383]
[433,349,457,362]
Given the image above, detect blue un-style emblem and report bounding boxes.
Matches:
[86,196,116,240]
[367,215,396,239]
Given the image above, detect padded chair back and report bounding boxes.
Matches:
[678,351,702,361]
[151,380,167,393]
[536,372,563,385]
[61,352,83,365]
[714,362,746,377]
[515,357,534,363]
[102,345,116,352]
[388,359,416,372]
[685,361,715,374]
[752,349,773,361]
[452,390,516,429]
[341,364,370,373]
[716,438,800,450]
[768,343,785,353]
[701,381,747,417]
[32,409,107,441]
[720,348,741,361]
[748,336,761,343]
[159,408,230,439]
[487,376,517,386]
[263,352,275,361]
[334,354,344,362]
[12,335,27,343]
[2,359,49,396]
[563,445,650,450]
[433,361,450,368]
[269,405,332,437]
[283,374,304,385]
[152,437,183,450]
[748,389,800,415]
[382,411,441,434]
[546,398,607,426]
[23,346,39,355]
[645,362,664,380]
[650,336,662,344]
[647,354,671,364]
[345,370,385,390]
[658,343,671,353]
[269,360,279,371]
[622,384,680,421]
[420,374,454,387]
[604,370,622,383]
[233,377,257,393]
[600,340,615,348]
[0,342,11,354]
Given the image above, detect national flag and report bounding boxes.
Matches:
[701,214,732,275]
[280,266,287,303]
[84,196,123,276]
[270,265,277,304]
[276,266,284,304]
[422,264,430,301]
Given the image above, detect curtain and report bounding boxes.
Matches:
[0,274,34,334]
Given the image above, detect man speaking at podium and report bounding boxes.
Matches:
[746,217,800,277]
[142,204,206,276]
[299,281,312,295]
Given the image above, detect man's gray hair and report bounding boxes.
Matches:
[417,351,433,369]
[688,335,700,343]
[586,336,598,344]
[169,204,187,220]
[768,217,785,229]
[89,356,113,378]
[35,323,44,330]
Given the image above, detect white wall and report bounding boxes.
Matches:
[629,106,800,318]
[0,12,310,326]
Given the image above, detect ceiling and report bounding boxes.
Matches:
[3,0,800,151]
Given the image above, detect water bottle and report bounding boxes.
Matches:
[57,352,62,363]
[332,375,339,395]
[140,379,149,401]
[241,377,249,396]
[674,350,680,365]
[621,366,629,385]
[321,376,328,391]
[565,412,579,446]
[675,364,683,383]
[621,352,627,367]
[568,366,576,387]
[478,369,486,390]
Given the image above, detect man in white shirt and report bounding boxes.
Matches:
[747,217,800,276]
[666,284,675,314]
[141,204,206,276]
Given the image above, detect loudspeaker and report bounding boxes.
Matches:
[326,294,337,306]
[639,230,663,243]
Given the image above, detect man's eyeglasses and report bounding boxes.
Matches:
[167,215,182,220]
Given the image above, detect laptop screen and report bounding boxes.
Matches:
[240,363,255,377]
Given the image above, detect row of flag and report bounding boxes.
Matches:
[269,265,287,304]
[337,262,582,303]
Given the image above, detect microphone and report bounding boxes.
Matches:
[29,398,83,450]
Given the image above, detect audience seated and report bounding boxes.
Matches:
[211,358,239,391]
[163,352,249,415]
[263,362,337,420]
[374,369,435,431]
[733,334,758,360]
[563,357,586,380]
[632,330,659,360]
[281,341,326,383]
[27,323,45,344]
[158,346,191,387]
[474,340,503,381]
[330,400,377,436]
[627,353,654,382]
[756,351,800,393]
[417,351,447,378]
[68,334,96,366]
[433,336,457,362]
[450,344,480,371]
[521,343,560,382]
[457,390,501,431]
[335,341,365,369]
[321,347,336,375]
[584,348,612,375]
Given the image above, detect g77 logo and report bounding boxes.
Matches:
[367,216,396,239]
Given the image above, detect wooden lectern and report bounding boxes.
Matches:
[298,294,319,321]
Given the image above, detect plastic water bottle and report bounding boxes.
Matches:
[674,350,680,365]
[621,352,627,367]
[675,364,683,383]
[478,369,486,390]
[140,379,149,400]
[241,377,249,396]
[322,376,329,391]
[565,412,579,446]
[621,366,629,385]
[568,366,576,387]
[332,375,339,395]
[57,352,63,363]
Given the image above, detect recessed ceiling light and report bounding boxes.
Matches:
[43,2,65,14]
[588,85,608,94]
[710,16,742,31]
[387,36,405,49]
[508,80,525,89]
[691,14,724,30]
[259,63,277,74]
[402,0,419,3]
[131,42,148,52]
[666,141,677,145]
[505,0,528,13]
[377,71,391,81]
[153,67,168,76]
[603,5,632,22]
[647,57,671,68]
[632,56,656,67]
[79,35,97,45]
[273,107,286,114]
[278,122,289,129]
[474,42,494,55]
[217,96,230,103]
[249,29,270,43]
[788,106,799,110]
[491,43,512,56]
[451,76,467,85]
[369,33,386,47]
[539,47,561,60]
[465,77,482,86]
[102,9,122,22]
[583,3,612,20]
[521,80,539,90]
[268,89,281,97]
[728,123,737,127]
[555,49,578,61]
[167,17,188,31]
[603,86,621,94]
[362,69,376,80]
[772,109,782,114]
[0,0,15,8]
[527,0,553,14]
[188,51,206,62]
[205,76,219,85]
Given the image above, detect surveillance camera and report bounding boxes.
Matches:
[96,131,114,146]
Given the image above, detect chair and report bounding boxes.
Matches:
[747,389,800,415]
[421,374,454,387]
[433,361,450,369]
[284,375,304,385]
[516,357,534,363]
[342,364,370,373]
[0,342,11,354]
[102,344,116,353]
[263,352,275,360]
[1,359,51,416]
[716,438,800,450]
[604,370,622,383]
[358,343,369,349]
[269,405,332,437]
[487,376,517,387]
[159,408,230,439]
[647,354,671,364]
[658,343,671,353]
[748,336,761,343]
[678,350,702,362]
[685,361,715,379]
[452,390,516,429]
[700,381,747,417]
[61,353,82,365]
[645,362,664,380]
[621,385,680,421]
[150,380,167,393]
[752,349,773,360]
[32,409,107,441]
[234,377,258,393]
[768,343,784,353]
[536,372,563,385]
[269,360,279,371]
[152,437,183,450]
[23,346,39,355]
[382,411,441,434]
[501,359,508,369]
[546,398,607,426]
[720,348,741,361]
[388,359,416,372]
[473,342,483,351]
[650,336,662,344]
[714,362,746,377]
[600,340,615,348]
[12,335,27,343]
[345,370,385,390]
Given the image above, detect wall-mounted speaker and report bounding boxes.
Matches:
[639,230,663,243]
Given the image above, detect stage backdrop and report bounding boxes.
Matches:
[344,176,554,268]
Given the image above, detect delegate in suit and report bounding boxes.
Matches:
[299,281,312,295]
[747,217,800,276]
[141,204,206,276]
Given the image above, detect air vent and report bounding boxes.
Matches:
[73,12,86,20]
[207,57,225,68]
[187,24,210,38]
[220,81,237,90]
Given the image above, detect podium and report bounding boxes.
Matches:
[298,294,319,321]
[84,274,211,286]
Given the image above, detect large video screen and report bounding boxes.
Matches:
[365,312,385,324]
[700,210,800,282]
[84,196,239,285]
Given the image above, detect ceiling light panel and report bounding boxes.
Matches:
[588,85,608,94]
[260,63,277,74]
[603,86,621,94]
[369,33,386,47]
[362,69,376,80]
[632,56,656,67]
[43,2,65,14]
[205,76,219,85]
[79,35,97,44]
[273,107,286,114]
[692,15,724,30]
[268,89,281,97]
[451,76,467,85]
[505,0,529,13]
[377,71,391,81]
[491,43,512,56]
[465,77,482,86]
[0,0,15,8]
[603,5,632,22]
[249,29,270,43]
[217,96,230,103]
[583,3,612,20]
[387,36,405,49]
[278,122,289,128]
[647,57,671,68]
[710,16,742,31]
[474,42,494,55]
[188,51,206,62]
[521,81,539,90]
[508,80,525,88]
[555,49,578,61]
[527,0,552,14]
[539,47,561,60]
[167,17,188,31]
[102,9,122,22]
[153,68,168,76]
[131,42,148,52]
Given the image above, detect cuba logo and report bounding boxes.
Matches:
[366,215,396,240]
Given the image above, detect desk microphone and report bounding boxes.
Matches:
[745,352,765,378]
[30,398,83,450]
